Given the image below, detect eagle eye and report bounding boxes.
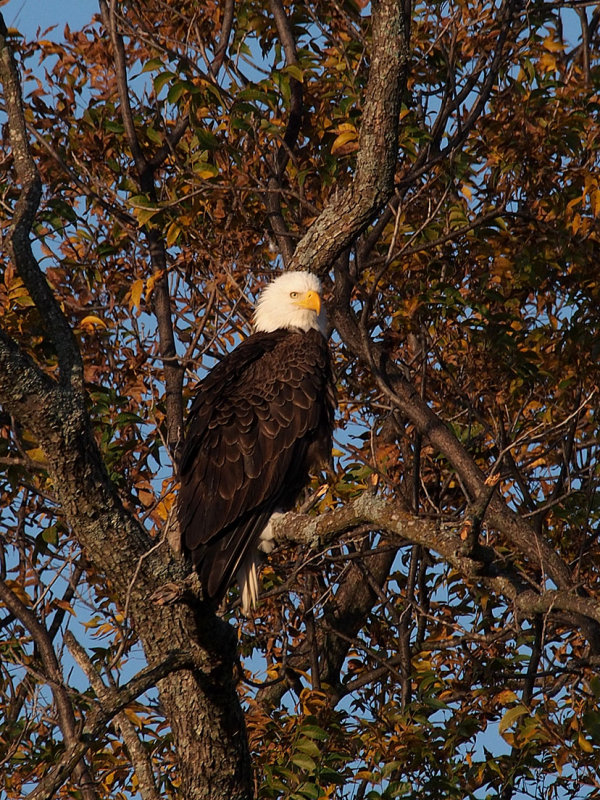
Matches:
[290,291,299,298]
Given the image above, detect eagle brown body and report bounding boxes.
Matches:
[178,277,335,612]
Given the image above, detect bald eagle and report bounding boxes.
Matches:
[178,271,335,614]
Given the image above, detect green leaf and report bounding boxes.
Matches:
[498,705,528,735]
[42,526,59,547]
[299,724,328,741]
[167,81,187,104]
[154,71,176,94]
[283,64,304,82]
[294,738,321,758]
[104,120,124,133]
[132,205,160,227]
[291,753,317,773]
[295,783,319,799]
[195,129,219,149]
[141,57,165,73]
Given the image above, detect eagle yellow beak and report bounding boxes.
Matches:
[297,290,321,315]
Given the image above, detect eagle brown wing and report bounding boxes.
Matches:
[178,327,334,604]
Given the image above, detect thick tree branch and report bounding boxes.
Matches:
[330,301,575,592]
[0,16,252,798]
[290,0,410,272]
[272,492,600,627]
[0,329,251,800]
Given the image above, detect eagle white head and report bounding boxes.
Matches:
[253,271,327,336]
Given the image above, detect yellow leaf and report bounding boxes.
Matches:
[166,221,181,247]
[460,184,472,200]
[54,599,76,616]
[146,270,164,300]
[26,447,47,465]
[80,315,108,329]
[2,580,31,607]
[129,279,145,309]
[578,732,594,754]
[539,53,557,73]
[301,689,328,714]
[496,689,519,706]
[123,707,144,728]
[543,35,566,53]
[133,205,159,227]
[553,747,570,776]
[355,771,375,781]
[331,126,358,155]
[155,492,175,521]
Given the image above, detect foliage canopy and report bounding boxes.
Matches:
[1,1,600,799]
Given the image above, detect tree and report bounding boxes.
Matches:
[1,0,600,798]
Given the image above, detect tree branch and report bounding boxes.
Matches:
[330,300,575,592]
[290,0,410,272]
[99,0,184,458]
[65,632,162,800]
[24,649,195,800]
[100,0,148,174]
[265,0,304,264]
[211,0,235,74]
[0,29,252,796]
[272,492,600,629]
[0,578,99,800]
[0,16,83,394]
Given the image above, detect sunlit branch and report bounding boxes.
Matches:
[274,491,600,633]
[290,0,411,272]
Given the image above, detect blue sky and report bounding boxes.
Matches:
[4,0,98,38]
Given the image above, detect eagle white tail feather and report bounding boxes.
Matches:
[236,512,283,615]
[238,556,260,616]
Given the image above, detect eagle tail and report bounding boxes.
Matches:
[237,554,260,617]
[236,512,282,615]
